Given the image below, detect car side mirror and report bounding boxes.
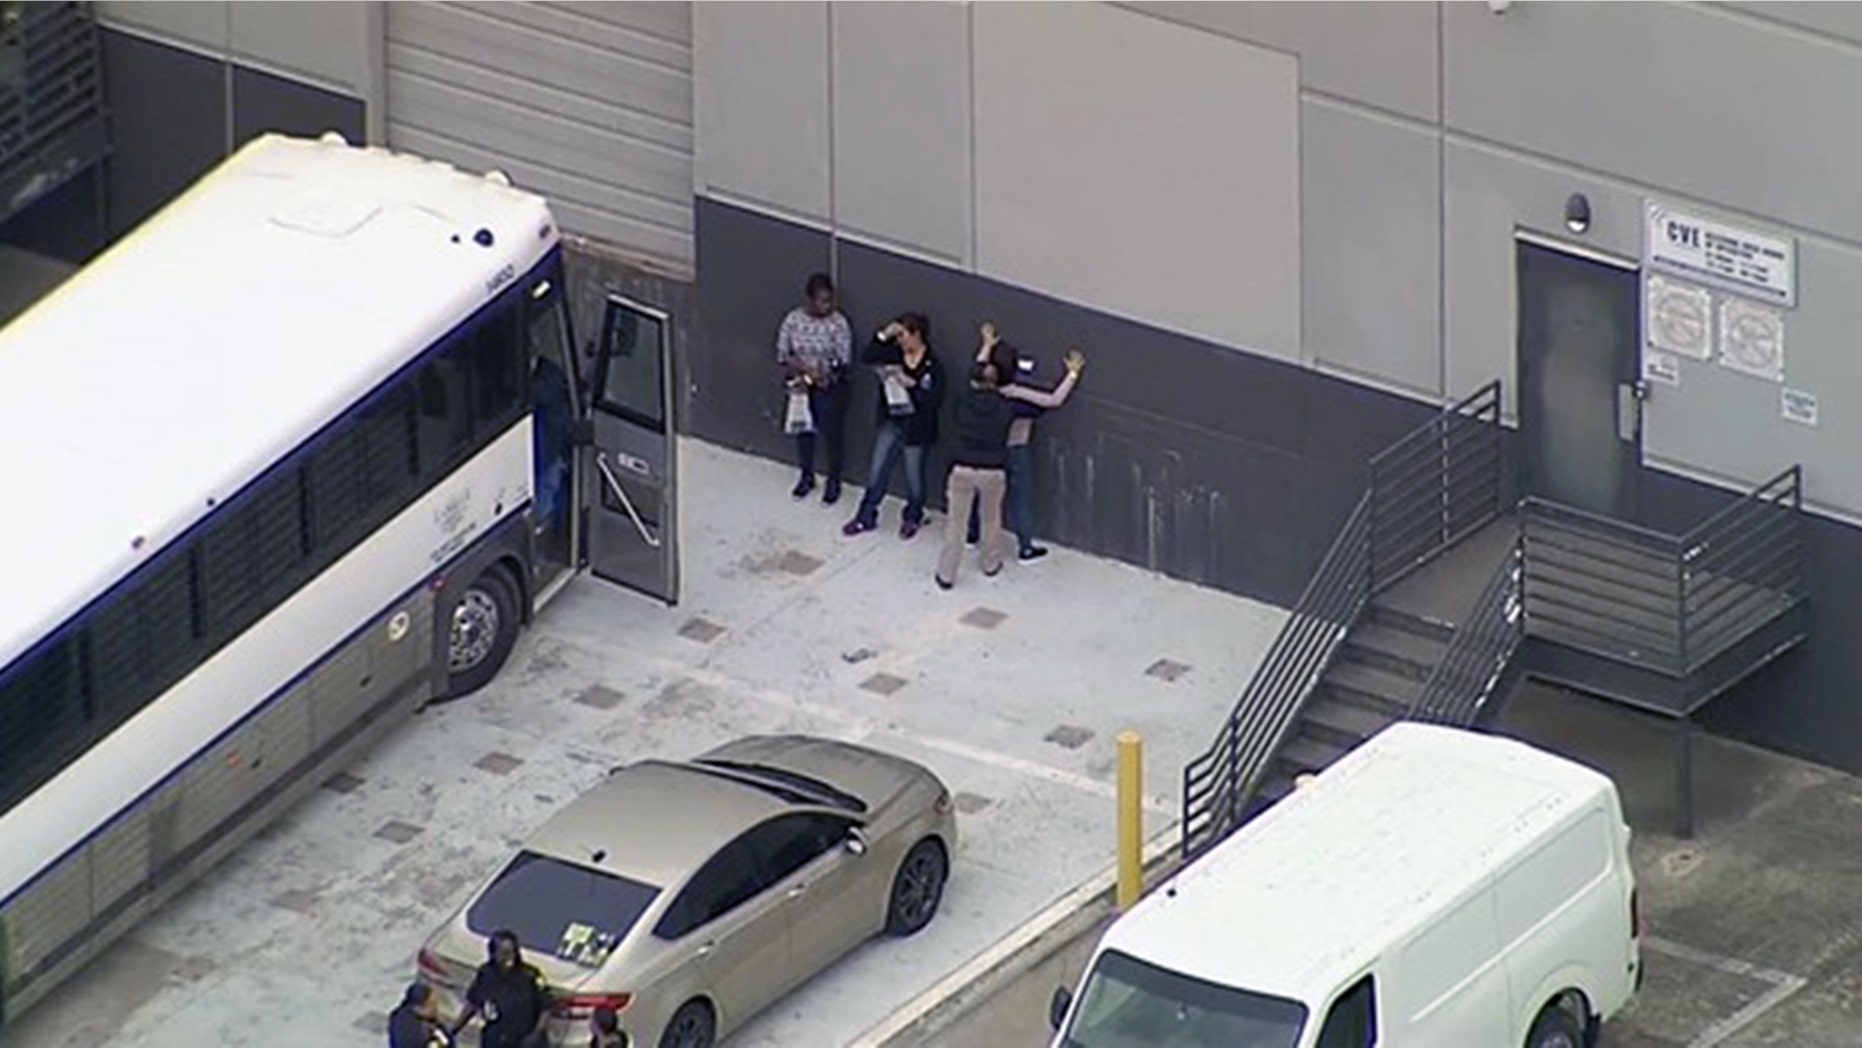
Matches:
[1049,985,1073,1031]
[844,830,869,857]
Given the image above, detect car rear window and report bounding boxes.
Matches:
[466,851,660,968]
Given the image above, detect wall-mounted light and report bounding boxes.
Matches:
[1564,193,1592,235]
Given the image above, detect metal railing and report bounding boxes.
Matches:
[1520,465,1804,677]
[1181,382,1506,860]
[1411,536,1525,725]
[0,1,107,226]
[1368,380,1506,591]
[1180,493,1369,859]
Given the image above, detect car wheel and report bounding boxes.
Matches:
[660,998,716,1048]
[442,565,519,700]
[885,838,948,936]
[1525,996,1585,1048]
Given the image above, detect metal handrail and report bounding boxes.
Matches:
[1181,493,1370,859]
[1411,534,1525,725]
[1368,381,1505,591]
[596,453,662,549]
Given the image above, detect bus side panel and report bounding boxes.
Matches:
[0,589,435,1019]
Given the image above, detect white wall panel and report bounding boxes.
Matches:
[692,0,831,222]
[973,2,1300,361]
[832,2,971,263]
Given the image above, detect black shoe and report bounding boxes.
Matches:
[843,517,876,536]
[792,474,816,499]
[900,519,922,540]
[965,530,980,547]
[1018,545,1049,563]
[934,574,954,590]
[822,479,842,506]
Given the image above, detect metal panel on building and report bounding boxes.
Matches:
[385,1,694,274]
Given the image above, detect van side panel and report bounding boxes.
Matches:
[1495,803,1634,1037]
[1386,886,1512,1044]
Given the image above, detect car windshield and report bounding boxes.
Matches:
[466,851,660,969]
[1061,950,1308,1048]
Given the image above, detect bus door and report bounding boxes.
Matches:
[581,293,679,605]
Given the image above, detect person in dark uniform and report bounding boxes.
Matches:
[389,981,451,1048]
[448,930,552,1048]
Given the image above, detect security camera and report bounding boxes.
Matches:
[1487,0,1513,13]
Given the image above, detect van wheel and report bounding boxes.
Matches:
[443,566,519,699]
[1525,997,1585,1048]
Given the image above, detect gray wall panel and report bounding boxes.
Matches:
[1302,98,1442,396]
[692,1,831,221]
[1442,140,1644,420]
[228,0,377,96]
[94,1,229,51]
[973,1,1301,361]
[1716,1,1862,46]
[1445,1,1862,244]
[386,0,694,272]
[231,65,366,149]
[1642,237,1862,516]
[100,29,227,238]
[1122,1,1438,120]
[832,2,971,263]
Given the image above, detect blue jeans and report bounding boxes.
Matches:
[969,444,1035,549]
[854,420,928,525]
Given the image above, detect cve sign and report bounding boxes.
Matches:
[1645,201,1795,307]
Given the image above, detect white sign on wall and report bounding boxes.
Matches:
[1646,201,1795,307]
[1645,274,1713,360]
[1782,388,1818,427]
[1717,297,1786,382]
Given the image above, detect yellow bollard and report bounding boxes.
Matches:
[1116,730,1143,911]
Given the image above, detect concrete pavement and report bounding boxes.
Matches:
[8,439,1284,1047]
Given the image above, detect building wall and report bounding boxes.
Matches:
[689,1,1862,774]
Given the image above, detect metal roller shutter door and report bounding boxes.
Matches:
[385,1,694,274]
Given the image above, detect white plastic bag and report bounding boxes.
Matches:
[882,370,914,417]
[785,386,816,434]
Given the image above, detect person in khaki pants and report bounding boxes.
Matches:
[938,359,1018,588]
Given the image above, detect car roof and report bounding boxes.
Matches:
[1103,723,1617,1005]
[524,760,796,889]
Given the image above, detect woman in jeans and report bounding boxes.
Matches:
[844,312,944,539]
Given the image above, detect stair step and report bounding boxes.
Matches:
[1342,622,1449,681]
[1302,695,1396,745]
[1323,660,1426,710]
[1367,602,1458,642]
[1274,734,1350,776]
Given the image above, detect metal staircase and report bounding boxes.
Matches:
[1183,380,1806,859]
[0,1,108,229]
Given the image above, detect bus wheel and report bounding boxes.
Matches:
[444,566,519,699]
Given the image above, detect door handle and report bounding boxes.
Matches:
[1616,383,1641,443]
[787,883,807,898]
[695,941,715,957]
[596,453,663,549]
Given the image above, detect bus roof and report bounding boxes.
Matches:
[0,134,558,671]
[1103,722,1616,1006]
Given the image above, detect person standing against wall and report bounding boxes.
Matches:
[844,312,944,539]
[938,359,1016,587]
[967,322,1086,562]
[775,273,853,504]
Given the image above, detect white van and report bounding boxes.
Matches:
[1050,722,1640,1048]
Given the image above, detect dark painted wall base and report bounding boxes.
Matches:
[692,195,1862,779]
[692,196,1436,607]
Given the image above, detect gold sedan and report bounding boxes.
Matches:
[416,735,957,1047]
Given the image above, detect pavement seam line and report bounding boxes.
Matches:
[1641,935,1809,1048]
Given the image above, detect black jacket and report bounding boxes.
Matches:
[861,337,945,446]
[466,960,551,1048]
[388,1005,447,1048]
[951,385,1015,469]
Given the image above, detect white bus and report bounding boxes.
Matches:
[0,132,678,1025]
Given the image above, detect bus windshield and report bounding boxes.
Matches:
[1061,950,1307,1048]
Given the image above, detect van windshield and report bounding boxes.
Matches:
[1061,950,1307,1048]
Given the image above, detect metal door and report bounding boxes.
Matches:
[1516,237,1644,519]
[584,294,679,604]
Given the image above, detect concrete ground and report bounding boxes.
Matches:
[7,440,1286,1047]
[937,681,1862,1047]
